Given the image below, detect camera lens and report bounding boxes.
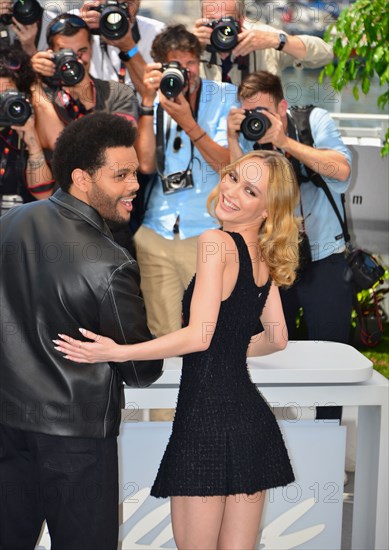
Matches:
[13,0,42,25]
[54,50,85,86]
[241,110,271,141]
[100,6,129,39]
[210,18,239,52]
[160,66,187,99]
[0,92,32,126]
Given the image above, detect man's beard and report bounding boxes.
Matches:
[89,181,130,230]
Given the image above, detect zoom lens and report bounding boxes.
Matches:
[53,49,85,86]
[160,62,188,99]
[13,0,42,25]
[240,108,271,141]
[210,17,240,52]
[0,91,32,126]
[99,5,129,39]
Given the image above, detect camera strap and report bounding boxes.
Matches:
[287,109,351,243]
[156,81,202,180]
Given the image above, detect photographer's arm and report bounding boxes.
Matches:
[12,116,54,199]
[30,79,65,151]
[161,94,229,173]
[227,107,245,162]
[135,64,160,173]
[259,110,351,182]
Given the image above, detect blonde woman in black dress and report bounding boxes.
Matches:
[55,150,300,550]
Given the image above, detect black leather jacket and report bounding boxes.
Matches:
[0,190,163,438]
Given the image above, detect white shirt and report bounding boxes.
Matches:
[85,14,165,86]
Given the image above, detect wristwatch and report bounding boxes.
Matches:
[118,44,139,62]
[276,32,287,51]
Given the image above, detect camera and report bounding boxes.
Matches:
[206,17,241,52]
[93,0,129,40]
[0,0,42,25]
[240,107,271,141]
[161,170,194,194]
[0,91,32,127]
[44,49,85,88]
[159,61,189,99]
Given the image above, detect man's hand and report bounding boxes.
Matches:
[159,92,193,131]
[11,20,39,56]
[79,0,101,29]
[227,107,245,142]
[256,110,288,149]
[192,18,212,48]
[142,62,162,104]
[232,29,278,58]
[31,50,56,78]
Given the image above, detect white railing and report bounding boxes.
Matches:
[331,113,389,142]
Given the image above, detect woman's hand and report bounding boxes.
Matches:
[53,329,123,363]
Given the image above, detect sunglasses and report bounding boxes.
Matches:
[48,15,87,38]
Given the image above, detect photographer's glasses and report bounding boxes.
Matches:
[48,15,87,39]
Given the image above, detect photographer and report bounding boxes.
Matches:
[76,0,164,93]
[31,13,138,152]
[0,0,51,56]
[134,24,238,337]
[228,71,353,418]
[193,0,333,84]
[0,44,54,215]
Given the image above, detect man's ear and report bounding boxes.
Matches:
[71,168,91,193]
[278,99,288,117]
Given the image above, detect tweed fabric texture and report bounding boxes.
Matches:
[151,231,295,497]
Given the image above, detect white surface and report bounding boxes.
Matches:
[150,341,373,385]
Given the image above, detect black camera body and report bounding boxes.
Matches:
[93,0,129,40]
[44,49,85,88]
[206,16,241,52]
[159,61,189,99]
[0,0,42,26]
[240,107,272,141]
[161,170,194,194]
[0,90,32,127]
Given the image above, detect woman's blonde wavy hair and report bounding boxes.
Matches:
[207,150,301,287]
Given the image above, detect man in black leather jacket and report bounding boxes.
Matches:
[0,112,163,550]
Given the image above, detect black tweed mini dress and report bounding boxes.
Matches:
[151,231,295,498]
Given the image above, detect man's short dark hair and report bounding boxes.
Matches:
[238,71,285,106]
[52,112,137,192]
[151,24,203,63]
[47,13,92,48]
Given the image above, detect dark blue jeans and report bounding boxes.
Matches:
[0,424,118,550]
[280,252,353,420]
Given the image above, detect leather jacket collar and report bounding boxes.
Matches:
[49,188,113,238]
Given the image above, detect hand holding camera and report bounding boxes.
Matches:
[31,50,85,88]
[0,90,32,127]
[193,16,241,54]
[0,0,42,26]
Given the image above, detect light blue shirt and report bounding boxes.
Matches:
[239,108,352,261]
[143,79,238,240]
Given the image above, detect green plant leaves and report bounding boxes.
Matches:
[321,0,389,156]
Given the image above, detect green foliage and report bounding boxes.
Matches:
[319,0,389,156]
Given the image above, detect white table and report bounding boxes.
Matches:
[124,341,388,550]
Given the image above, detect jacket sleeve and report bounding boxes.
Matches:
[291,35,334,68]
[99,260,163,387]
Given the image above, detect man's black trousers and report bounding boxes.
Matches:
[0,423,118,550]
